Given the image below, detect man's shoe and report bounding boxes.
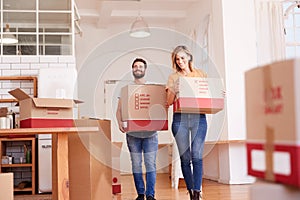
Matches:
[188,190,193,200]
[146,196,156,200]
[136,194,145,200]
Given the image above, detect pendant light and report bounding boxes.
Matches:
[129,14,150,38]
[1,4,18,44]
[0,24,18,44]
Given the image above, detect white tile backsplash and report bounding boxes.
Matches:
[0,55,76,103]
[39,56,59,63]
[21,69,39,76]
[49,63,68,68]
[2,70,21,76]
[30,63,47,69]
[2,57,21,63]
[59,56,75,63]
[21,56,39,63]
[20,82,35,88]
[0,64,11,69]
[67,63,76,68]
[0,88,11,95]
[2,82,21,89]
[12,63,30,70]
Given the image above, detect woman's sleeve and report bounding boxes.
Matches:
[166,74,175,94]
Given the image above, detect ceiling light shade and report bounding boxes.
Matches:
[129,16,150,38]
[0,24,18,44]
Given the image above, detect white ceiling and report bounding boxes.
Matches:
[75,0,199,27]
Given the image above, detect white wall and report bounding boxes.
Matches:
[75,18,195,173]
[74,0,260,182]
[203,0,257,183]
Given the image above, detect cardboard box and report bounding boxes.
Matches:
[121,84,168,132]
[0,107,8,117]
[9,88,81,128]
[173,77,224,114]
[69,119,113,200]
[245,59,300,188]
[0,173,13,200]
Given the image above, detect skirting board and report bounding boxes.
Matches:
[204,175,256,184]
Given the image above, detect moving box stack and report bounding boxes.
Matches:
[245,59,300,199]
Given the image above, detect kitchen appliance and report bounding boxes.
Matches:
[37,68,77,193]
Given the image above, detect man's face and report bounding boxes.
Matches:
[132,61,146,79]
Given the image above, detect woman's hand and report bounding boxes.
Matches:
[166,88,176,107]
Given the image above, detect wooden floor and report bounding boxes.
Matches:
[120,173,252,200]
[14,173,254,200]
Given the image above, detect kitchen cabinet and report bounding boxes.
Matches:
[0,137,36,194]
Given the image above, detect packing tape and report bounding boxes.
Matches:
[265,126,275,181]
[263,64,275,181]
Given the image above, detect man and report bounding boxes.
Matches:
[116,58,158,200]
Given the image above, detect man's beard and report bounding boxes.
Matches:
[133,71,145,79]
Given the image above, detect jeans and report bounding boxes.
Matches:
[171,113,207,191]
[126,133,158,197]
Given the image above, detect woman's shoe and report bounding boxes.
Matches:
[193,191,201,200]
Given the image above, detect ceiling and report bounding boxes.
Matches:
[0,0,199,29]
[74,0,200,28]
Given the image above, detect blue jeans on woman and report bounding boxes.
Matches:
[171,113,207,191]
[126,133,158,197]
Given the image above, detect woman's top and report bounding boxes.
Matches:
[166,68,207,95]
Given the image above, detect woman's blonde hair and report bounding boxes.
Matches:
[171,45,194,72]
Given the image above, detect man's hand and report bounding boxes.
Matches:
[118,122,126,133]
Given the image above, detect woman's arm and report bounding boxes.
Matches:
[166,88,176,106]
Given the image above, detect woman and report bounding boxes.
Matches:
[166,45,207,200]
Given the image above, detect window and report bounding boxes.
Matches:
[283,1,300,59]
[0,0,75,56]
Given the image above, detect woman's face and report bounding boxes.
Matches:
[175,51,190,70]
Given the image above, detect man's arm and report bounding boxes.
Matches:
[116,98,126,133]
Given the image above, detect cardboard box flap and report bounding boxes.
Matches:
[74,99,84,104]
[32,98,74,108]
[8,88,31,101]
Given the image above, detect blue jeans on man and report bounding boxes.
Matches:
[171,113,207,191]
[126,132,158,198]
